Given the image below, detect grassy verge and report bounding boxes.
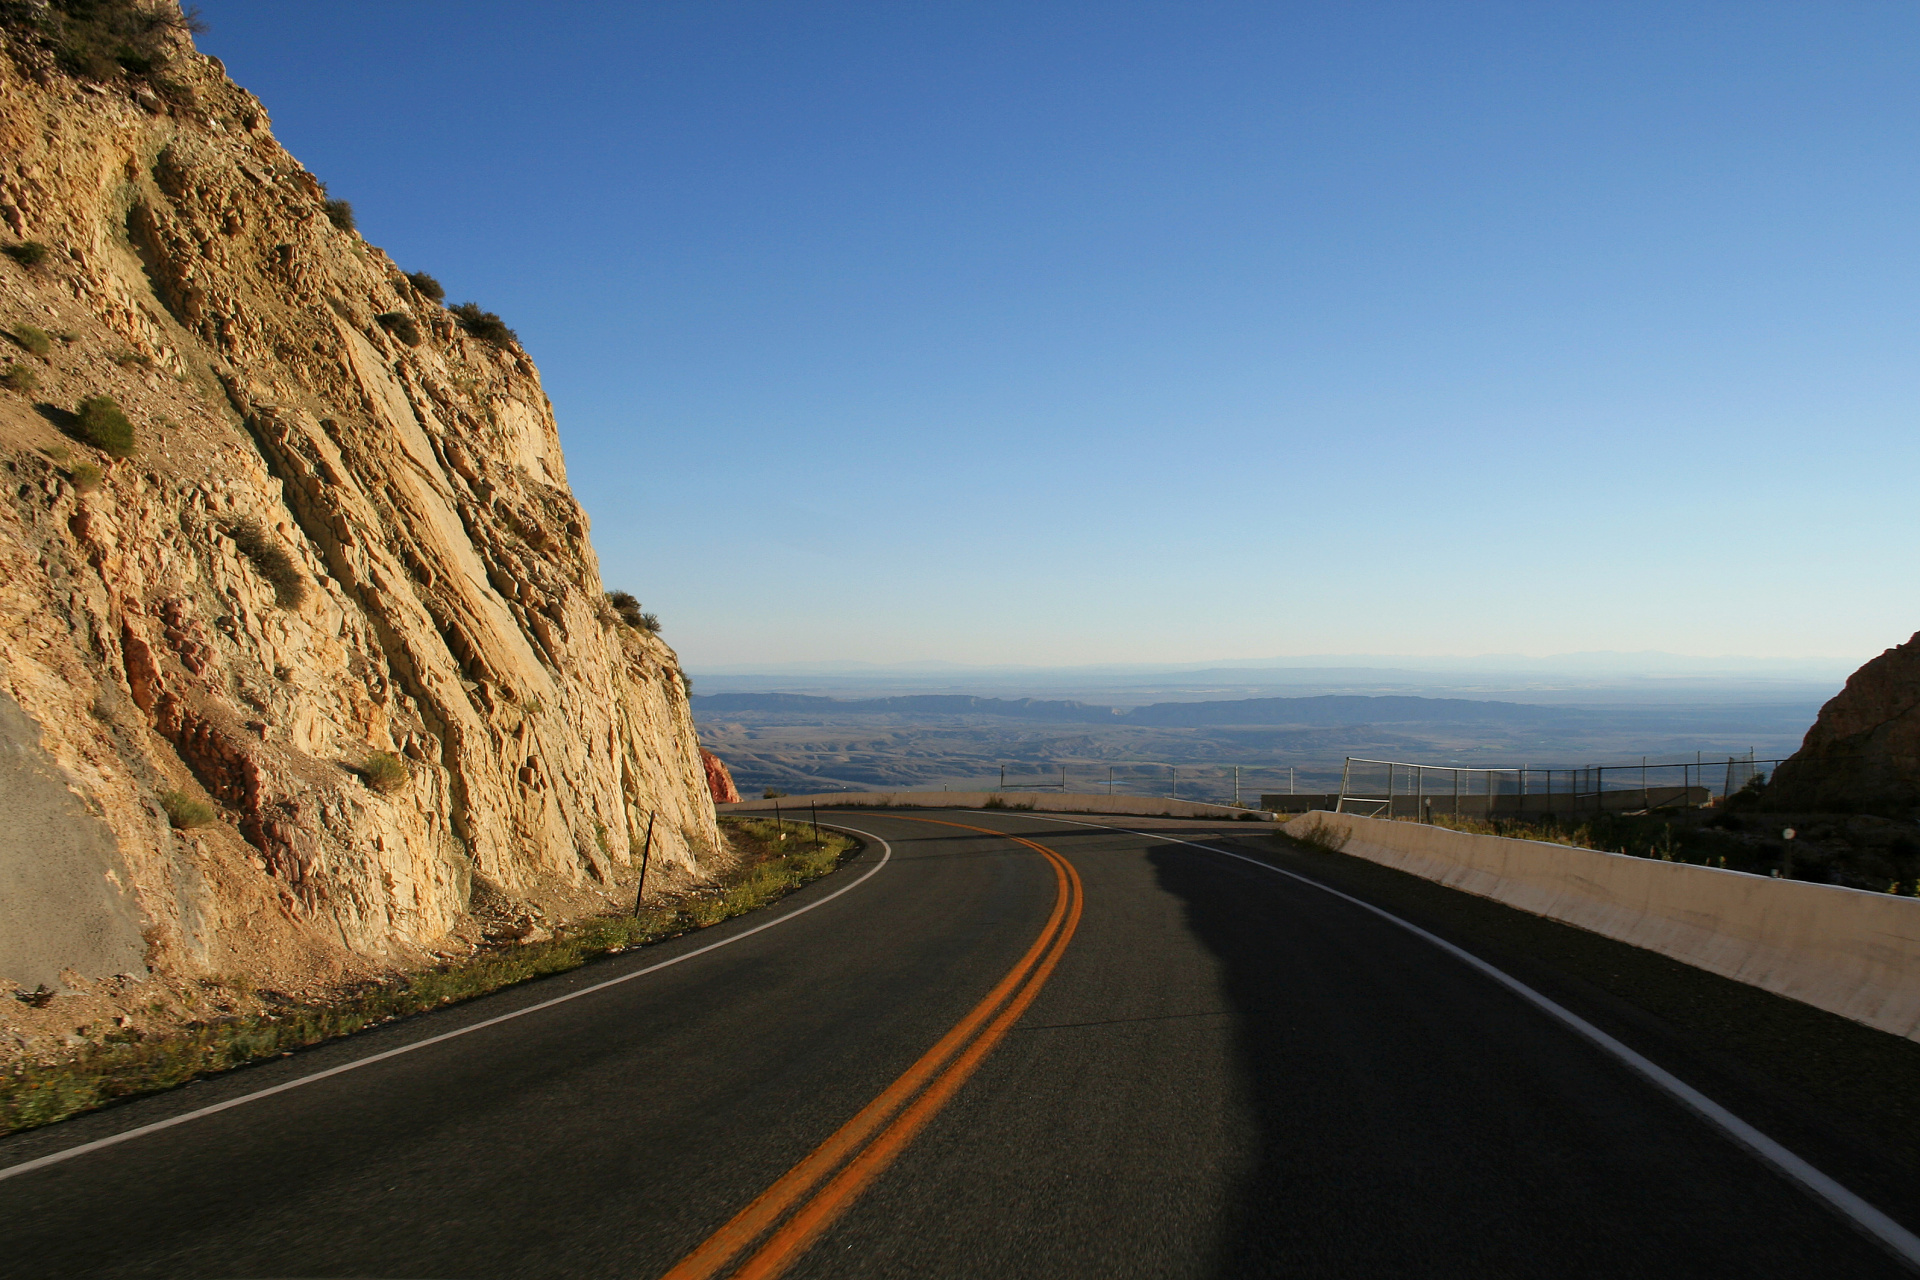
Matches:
[0,819,855,1136]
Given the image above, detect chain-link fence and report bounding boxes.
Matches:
[1326,753,1782,819]
[989,762,1340,807]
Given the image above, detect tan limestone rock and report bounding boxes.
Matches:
[0,15,719,1031]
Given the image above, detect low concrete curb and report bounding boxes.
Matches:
[718,790,1274,823]
[1283,811,1920,1042]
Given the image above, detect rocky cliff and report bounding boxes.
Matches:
[1766,634,1920,816]
[0,6,719,1042]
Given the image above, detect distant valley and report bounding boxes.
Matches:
[691,689,1827,802]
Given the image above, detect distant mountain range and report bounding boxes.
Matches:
[688,650,1862,679]
[690,692,1568,727]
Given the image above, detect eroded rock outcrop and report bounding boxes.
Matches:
[1767,633,1920,816]
[701,749,741,805]
[0,9,719,1036]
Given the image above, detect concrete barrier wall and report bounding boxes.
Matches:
[719,791,1275,823]
[1283,811,1920,1042]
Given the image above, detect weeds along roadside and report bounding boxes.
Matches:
[0,818,857,1137]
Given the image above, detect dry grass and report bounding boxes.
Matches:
[226,518,307,607]
[158,789,215,829]
[0,819,857,1136]
[360,751,410,795]
[1289,815,1351,853]
[9,323,52,357]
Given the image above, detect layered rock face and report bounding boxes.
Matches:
[1767,633,1920,816]
[0,13,718,1010]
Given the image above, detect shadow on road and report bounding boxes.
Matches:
[1146,840,1904,1280]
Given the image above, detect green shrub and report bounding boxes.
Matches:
[763,788,788,799]
[68,462,103,493]
[73,395,135,456]
[1725,772,1769,810]
[405,271,445,303]
[3,1,205,82]
[226,518,307,607]
[362,752,410,794]
[10,324,52,357]
[3,242,49,267]
[451,302,516,348]
[375,311,421,346]
[159,789,216,829]
[113,350,152,369]
[322,198,355,233]
[1,363,34,392]
[607,591,648,630]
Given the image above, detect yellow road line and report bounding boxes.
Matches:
[658,815,1084,1280]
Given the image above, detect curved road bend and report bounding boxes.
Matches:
[0,810,1910,1278]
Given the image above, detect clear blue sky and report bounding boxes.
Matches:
[194,2,1920,668]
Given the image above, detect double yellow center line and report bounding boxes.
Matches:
[659,817,1084,1280]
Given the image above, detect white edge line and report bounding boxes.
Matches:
[0,824,894,1185]
[1019,812,1920,1272]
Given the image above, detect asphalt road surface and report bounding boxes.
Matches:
[0,810,1912,1278]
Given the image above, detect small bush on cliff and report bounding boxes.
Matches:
[159,789,216,829]
[4,0,207,80]
[361,752,411,794]
[607,591,643,627]
[405,271,445,303]
[606,592,664,635]
[322,198,356,233]
[375,311,422,346]
[3,242,49,268]
[451,302,516,348]
[9,323,52,357]
[1,363,34,393]
[226,518,308,607]
[68,461,103,493]
[74,395,136,456]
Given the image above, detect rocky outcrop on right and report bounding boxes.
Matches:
[1767,633,1920,816]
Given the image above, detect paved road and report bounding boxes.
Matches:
[0,811,1910,1278]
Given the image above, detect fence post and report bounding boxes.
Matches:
[631,812,656,916]
[1453,767,1460,816]
[1338,758,1352,813]
[1414,765,1423,820]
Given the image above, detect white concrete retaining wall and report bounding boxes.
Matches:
[719,791,1274,823]
[1284,811,1920,1042]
